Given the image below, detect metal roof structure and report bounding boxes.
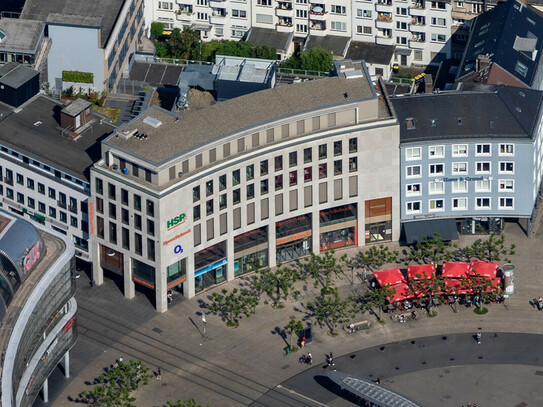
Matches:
[327,371,424,407]
[244,27,293,52]
[0,62,39,89]
[303,34,351,58]
[346,42,396,65]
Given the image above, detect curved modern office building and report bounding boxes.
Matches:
[0,210,76,407]
[90,60,401,312]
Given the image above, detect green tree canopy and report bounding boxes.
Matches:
[282,47,333,72]
[169,28,201,60]
[150,22,165,39]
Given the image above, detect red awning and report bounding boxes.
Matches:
[407,264,436,281]
[387,283,412,302]
[441,262,471,278]
[373,267,406,286]
[488,278,502,292]
[443,278,472,294]
[469,260,499,279]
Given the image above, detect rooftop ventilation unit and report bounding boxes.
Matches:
[119,129,138,140]
[143,116,163,128]
[344,70,363,79]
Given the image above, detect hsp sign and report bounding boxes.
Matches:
[167,213,187,230]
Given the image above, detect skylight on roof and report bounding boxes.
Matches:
[405,118,415,129]
[0,30,6,43]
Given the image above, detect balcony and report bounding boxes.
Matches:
[210,10,227,24]
[209,0,227,6]
[276,6,293,17]
[175,9,193,21]
[410,1,425,9]
[57,200,67,209]
[376,1,393,12]
[309,21,326,30]
[409,37,425,49]
[309,6,327,20]
[409,6,427,16]
[276,21,293,32]
[376,35,394,45]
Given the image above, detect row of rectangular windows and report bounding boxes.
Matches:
[406,197,515,213]
[406,179,514,195]
[96,218,155,261]
[95,178,155,217]
[405,161,515,177]
[405,143,515,160]
[95,202,155,236]
[193,139,358,201]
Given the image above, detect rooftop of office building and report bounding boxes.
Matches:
[0,18,44,53]
[0,95,116,181]
[21,0,126,48]
[392,85,543,143]
[106,71,388,165]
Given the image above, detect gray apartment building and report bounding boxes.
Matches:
[392,85,543,241]
[90,61,400,312]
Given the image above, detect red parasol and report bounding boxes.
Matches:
[441,262,471,278]
[387,283,412,302]
[469,260,499,279]
[443,278,472,295]
[407,264,436,281]
[373,267,406,286]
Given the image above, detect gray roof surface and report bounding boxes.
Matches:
[0,95,116,181]
[392,85,543,143]
[108,75,378,164]
[346,42,395,65]
[214,55,275,84]
[0,18,44,52]
[46,13,102,28]
[327,371,424,407]
[304,35,350,57]
[0,63,39,89]
[21,0,125,48]
[245,27,292,51]
[457,0,543,87]
[62,98,92,116]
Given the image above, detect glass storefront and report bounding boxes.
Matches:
[365,197,392,243]
[460,217,504,235]
[319,204,357,251]
[132,259,156,289]
[234,227,268,276]
[100,245,123,275]
[276,214,312,263]
[194,241,227,293]
[167,258,187,289]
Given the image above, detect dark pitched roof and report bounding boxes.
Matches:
[244,27,292,52]
[346,42,395,65]
[303,35,350,57]
[392,85,543,143]
[457,0,543,87]
[21,0,125,48]
[0,63,39,89]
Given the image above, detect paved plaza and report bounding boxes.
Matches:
[34,217,543,407]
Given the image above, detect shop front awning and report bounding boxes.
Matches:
[402,218,458,244]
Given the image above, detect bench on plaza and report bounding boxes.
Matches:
[344,320,371,332]
[392,313,417,323]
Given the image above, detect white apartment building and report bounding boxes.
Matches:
[147,0,451,66]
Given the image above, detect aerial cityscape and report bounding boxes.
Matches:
[0,0,542,405]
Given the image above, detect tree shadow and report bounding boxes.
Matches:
[271,326,288,346]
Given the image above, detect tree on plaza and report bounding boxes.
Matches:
[267,265,300,306]
[448,233,515,263]
[459,270,499,308]
[150,22,165,39]
[77,359,152,406]
[169,28,201,60]
[358,244,399,271]
[300,251,343,288]
[167,399,210,407]
[306,286,359,334]
[208,288,255,325]
[363,284,397,321]
[285,319,304,350]
[407,274,444,313]
[406,233,451,265]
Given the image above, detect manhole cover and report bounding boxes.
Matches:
[152,327,163,334]
[281,364,290,370]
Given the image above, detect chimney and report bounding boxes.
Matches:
[476,54,491,72]
[423,74,433,93]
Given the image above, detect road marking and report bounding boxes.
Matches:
[276,385,330,407]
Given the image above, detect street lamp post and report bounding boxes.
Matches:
[202,311,207,338]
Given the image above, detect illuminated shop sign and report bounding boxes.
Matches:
[163,228,191,246]
[167,213,187,230]
[24,242,41,274]
[443,176,484,182]
[174,245,183,254]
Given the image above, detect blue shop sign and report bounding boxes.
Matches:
[174,245,183,254]
[443,176,484,182]
[194,259,227,278]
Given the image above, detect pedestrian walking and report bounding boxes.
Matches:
[476,332,481,345]
[301,336,306,347]
[113,360,119,369]
[327,352,334,367]
[156,367,162,380]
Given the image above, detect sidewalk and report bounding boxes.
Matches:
[45,219,543,407]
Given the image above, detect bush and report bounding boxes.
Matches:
[151,22,165,39]
[62,71,94,84]
[474,307,488,315]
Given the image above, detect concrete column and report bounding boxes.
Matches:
[184,254,195,298]
[358,200,366,248]
[91,240,104,285]
[155,260,168,313]
[226,236,235,281]
[123,256,135,299]
[42,378,48,403]
[268,220,276,268]
[64,351,70,378]
[312,210,320,255]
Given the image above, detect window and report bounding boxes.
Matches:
[233,169,241,185]
[72,216,79,228]
[17,192,24,204]
[60,211,67,223]
[135,233,142,255]
[499,197,514,209]
[451,180,467,193]
[147,238,155,261]
[333,141,342,156]
[452,144,467,156]
[296,24,308,33]
[109,203,117,219]
[431,1,446,8]
[134,195,141,211]
[499,180,514,191]
[319,163,327,179]
[260,160,268,176]
[206,199,214,215]
[158,1,173,9]
[274,156,283,171]
[304,167,312,182]
[108,183,116,200]
[475,180,491,192]
[406,183,421,196]
[429,199,444,211]
[206,180,213,196]
[396,21,407,30]
[319,144,327,159]
[406,165,421,178]
[428,181,444,194]
[219,194,227,210]
[95,178,103,195]
[232,9,247,17]
[349,157,357,172]
[146,200,154,217]
[397,36,408,45]
[16,173,23,185]
[429,146,444,158]
[405,118,415,129]
[358,26,372,34]
[499,144,514,155]
[289,152,297,167]
[49,207,56,218]
[414,50,423,61]
[48,187,56,199]
[147,219,155,236]
[406,201,421,213]
[27,178,34,190]
[69,197,78,213]
[499,162,514,173]
[296,9,308,17]
[431,33,447,42]
[349,138,357,153]
[275,174,283,190]
[406,147,421,160]
[122,208,129,224]
[247,184,255,199]
[303,148,312,163]
[334,160,342,175]
[121,189,129,205]
[28,197,35,209]
[429,164,444,175]
[193,205,201,221]
[38,201,45,213]
[452,162,467,174]
[232,29,245,38]
[476,162,491,174]
[246,165,254,180]
[431,17,446,25]
[476,197,491,209]
[261,179,268,194]
[289,171,297,186]
[515,61,528,78]
[331,5,346,14]
[38,183,45,194]
[134,214,142,230]
[476,144,491,156]
[452,198,467,210]
[331,21,347,31]
[359,9,372,18]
